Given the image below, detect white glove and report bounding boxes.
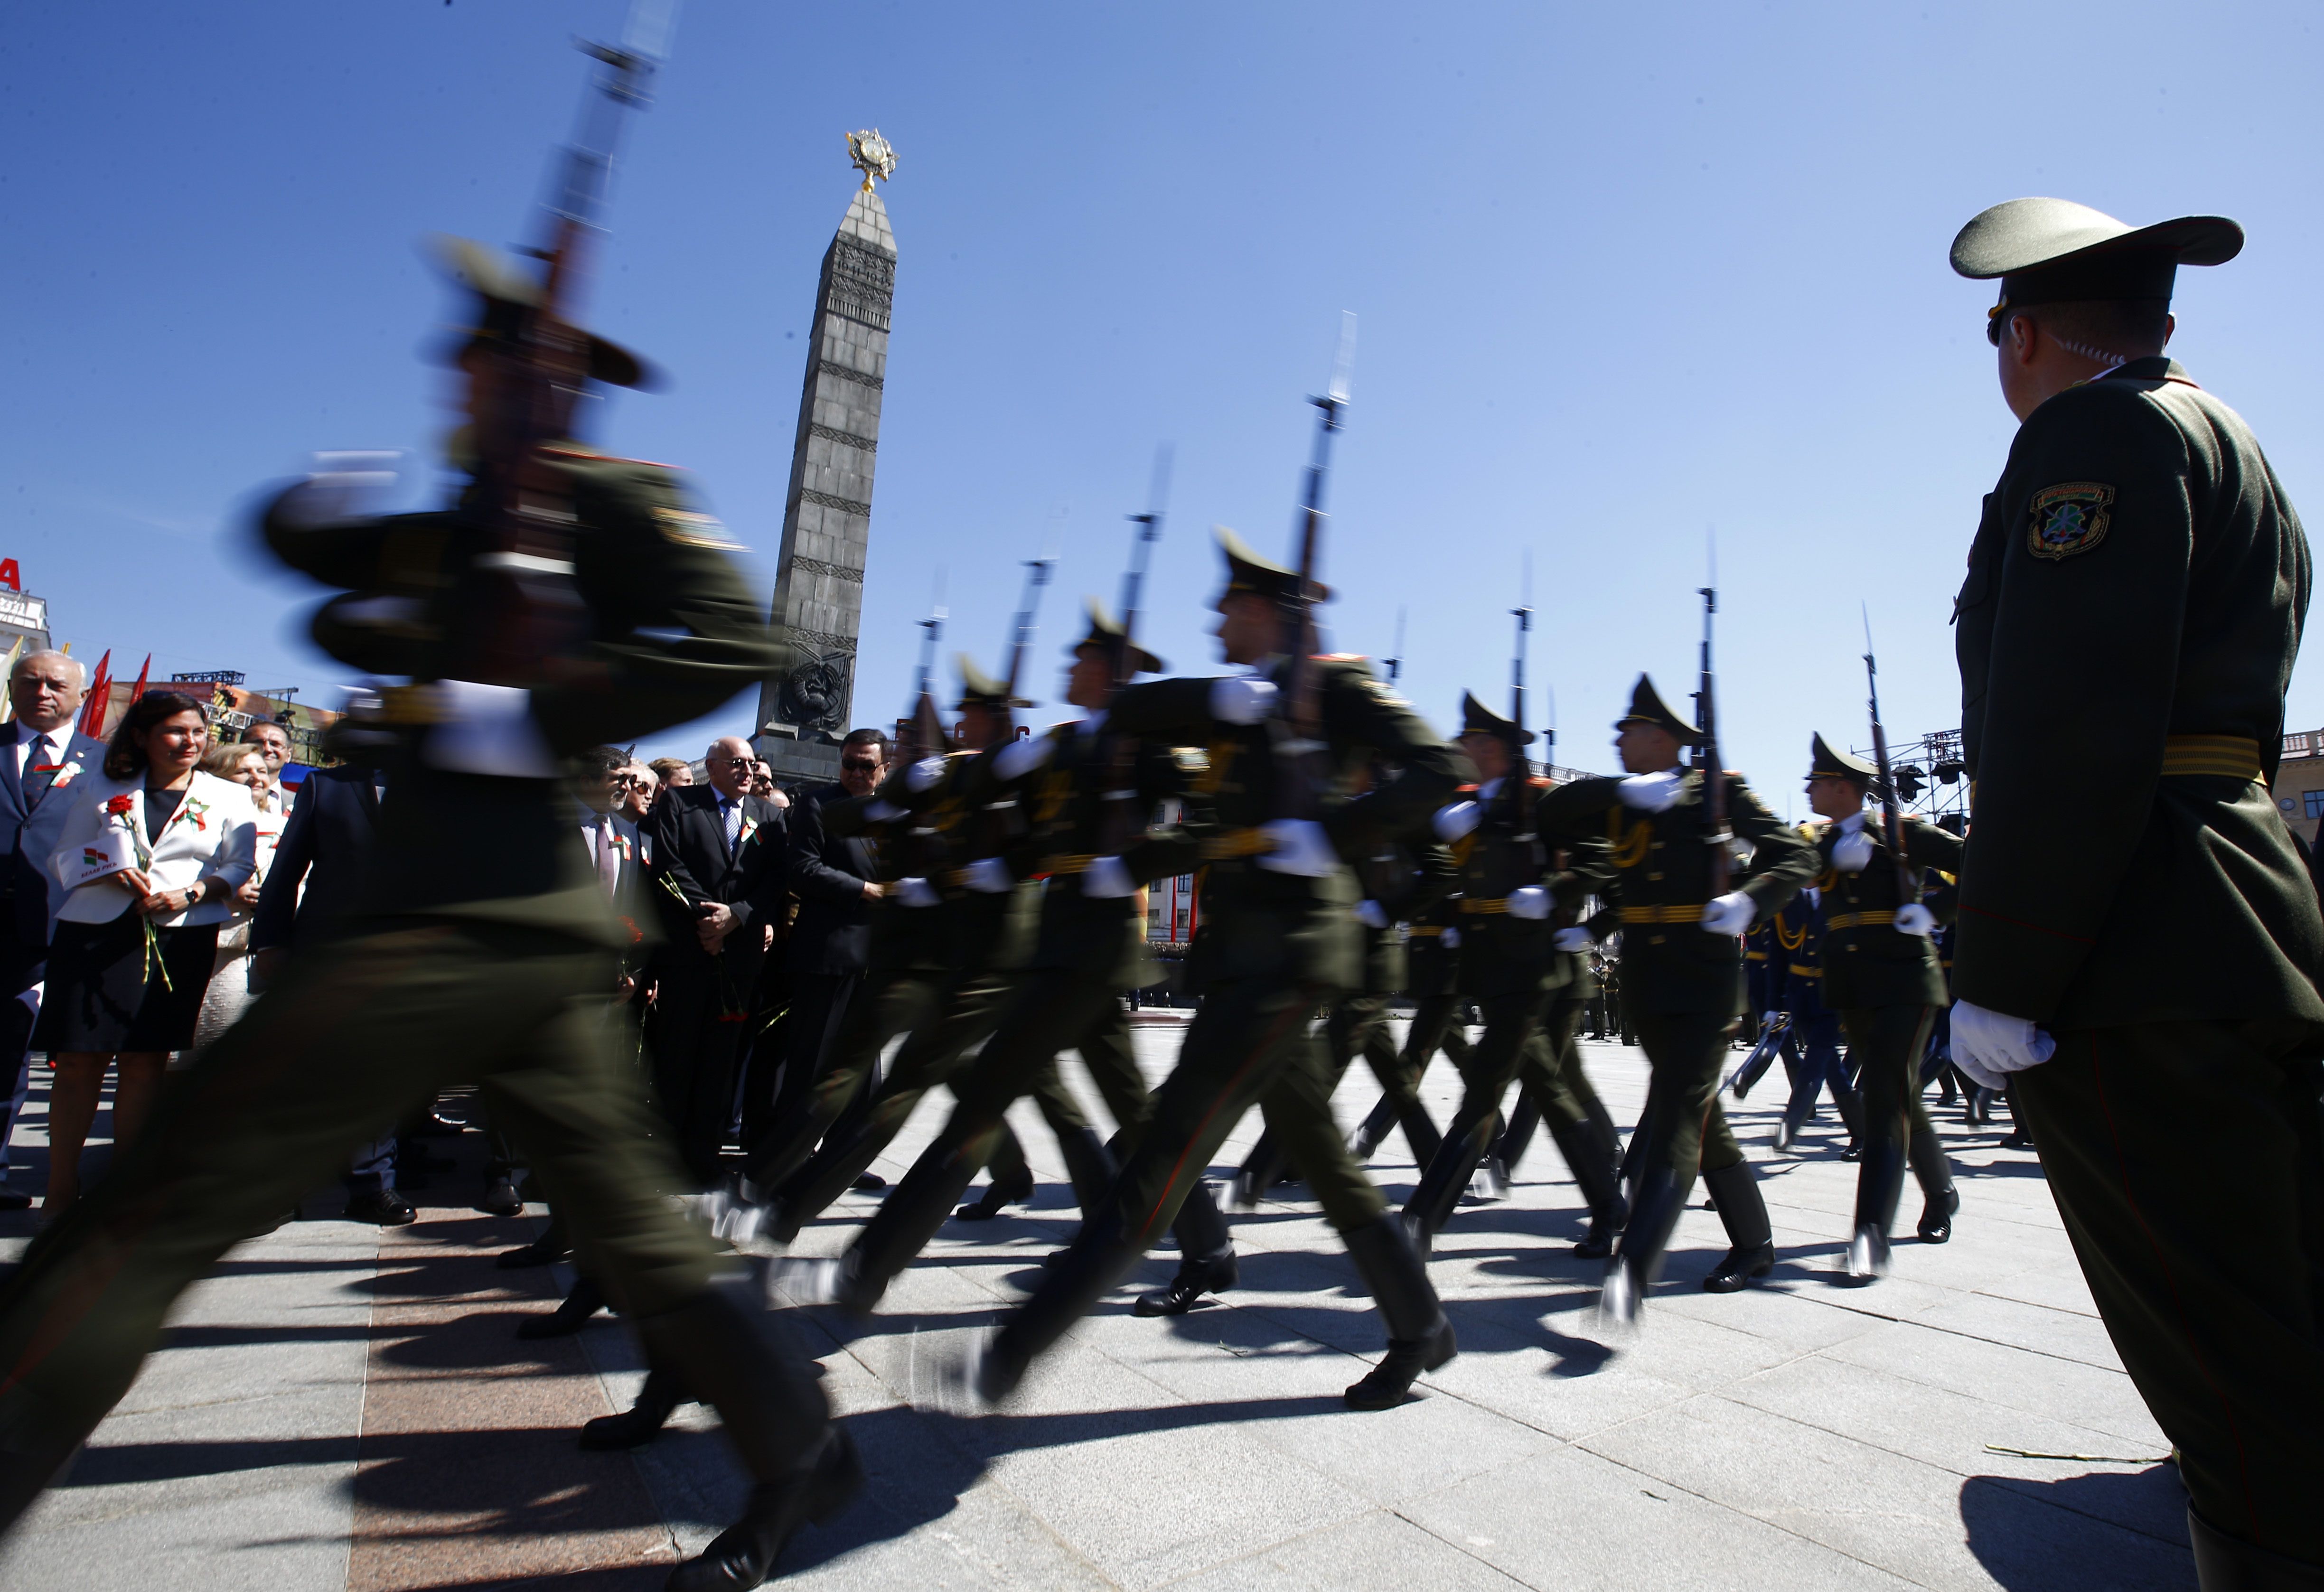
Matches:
[1553,926,1593,953]
[1699,890,1755,935]
[962,856,1015,893]
[1892,902,1936,937]
[422,681,557,778]
[1255,818,1340,877]
[1433,801,1481,842]
[906,755,947,793]
[1507,886,1551,920]
[862,798,905,824]
[1950,999,2055,1088]
[1210,675,1279,725]
[1081,855,1135,898]
[1618,770,1684,812]
[993,733,1054,782]
[895,877,941,908]
[1441,926,1461,949]
[1832,813,1873,873]
[1354,899,1389,929]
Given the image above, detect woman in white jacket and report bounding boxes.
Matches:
[36,692,257,1217]
[189,738,285,1050]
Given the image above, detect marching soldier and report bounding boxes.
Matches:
[1540,676,1816,1325]
[1350,880,1470,1163]
[938,532,1468,1410]
[1402,693,1620,1252]
[1945,197,2324,1584]
[0,245,857,1590]
[1801,735,1961,1276]
[1767,849,1862,1156]
[779,599,1239,1321]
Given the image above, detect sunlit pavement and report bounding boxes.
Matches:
[0,1023,2188,1590]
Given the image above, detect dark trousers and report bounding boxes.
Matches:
[751,966,932,1190]
[0,921,751,1518]
[1781,1011,1851,1130]
[647,952,763,1188]
[0,936,44,1189]
[1403,989,1541,1236]
[1837,1004,1947,1233]
[1399,991,1476,1078]
[2015,1021,2324,1565]
[1512,991,1620,1163]
[762,969,862,1161]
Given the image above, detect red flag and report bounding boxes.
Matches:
[78,650,112,738]
[128,655,150,706]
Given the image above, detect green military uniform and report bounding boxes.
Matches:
[1539,675,1816,1319]
[0,246,855,1586]
[802,603,1237,1313]
[1803,733,1962,1275]
[1494,928,1629,1255]
[1356,887,1474,1157]
[1404,693,1620,1250]
[963,533,1467,1409]
[1235,817,1456,1199]
[1949,198,2324,1580]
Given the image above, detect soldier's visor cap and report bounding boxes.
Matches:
[1613,674,1701,743]
[429,235,660,390]
[1951,198,2241,346]
[1213,526,1329,608]
[1459,690,1536,746]
[952,654,1033,711]
[1806,732,1875,784]
[1068,598,1165,675]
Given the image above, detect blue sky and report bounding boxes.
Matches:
[9,1,2322,809]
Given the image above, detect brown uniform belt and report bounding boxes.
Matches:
[1038,854,1096,876]
[1199,828,1272,860]
[1620,903,1704,924]
[1789,963,1821,978]
[1459,897,1511,915]
[2160,733,2263,779]
[1407,924,1445,937]
[1825,909,1894,930]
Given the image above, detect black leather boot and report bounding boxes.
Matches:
[955,1164,1034,1221]
[1602,1165,1688,1328]
[579,1367,691,1450]
[2188,1504,2324,1590]
[1546,1115,1629,1259]
[1340,1215,1457,1410]
[1348,1095,1396,1160]
[639,1275,862,1591]
[840,1132,993,1311]
[497,1214,572,1269]
[518,1276,609,1339]
[1700,1161,1775,1293]
[1232,1131,1291,1210]
[1056,1127,1118,1217]
[1907,1125,1957,1242]
[1134,1247,1239,1316]
[1493,1092,1542,1177]
[1400,1109,1498,1250]
[974,1213,1146,1404]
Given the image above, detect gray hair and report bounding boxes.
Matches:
[12,650,85,688]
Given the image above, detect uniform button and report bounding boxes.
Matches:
[1648,871,1662,880]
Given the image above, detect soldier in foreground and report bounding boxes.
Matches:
[1800,734,1960,1277]
[0,250,858,1591]
[1542,678,1815,1326]
[1945,197,2324,1587]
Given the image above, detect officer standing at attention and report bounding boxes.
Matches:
[950,531,1467,1411]
[1944,197,2324,1588]
[1542,677,1816,1326]
[1800,734,1961,1278]
[0,242,858,1590]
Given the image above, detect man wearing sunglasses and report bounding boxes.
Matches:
[1948,197,2324,1589]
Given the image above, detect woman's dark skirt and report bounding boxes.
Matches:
[33,916,221,1053]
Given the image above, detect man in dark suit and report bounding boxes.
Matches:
[251,760,415,1224]
[0,650,107,1209]
[642,734,787,1187]
[761,728,887,1158]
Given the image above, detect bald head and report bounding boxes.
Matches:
[11,650,86,735]
[705,735,754,800]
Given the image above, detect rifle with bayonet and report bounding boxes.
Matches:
[1098,449,1171,853]
[1862,608,1922,916]
[1275,313,1356,821]
[900,579,948,766]
[459,0,677,686]
[1695,545,1732,900]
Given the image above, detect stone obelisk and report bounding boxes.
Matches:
[756,131,898,785]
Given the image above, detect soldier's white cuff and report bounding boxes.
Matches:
[1892,902,1936,937]
[1618,770,1683,812]
[1553,926,1593,952]
[1211,676,1278,725]
[1255,818,1338,877]
[421,681,557,779]
[1432,801,1481,842]
[1081,855,1135,898]
[993,734,1054,782]
[1699,890,1754,936]
[1353,899,1390,929]
[962,856,1015,893]
[895,877,942,908]
[1507,886,1551,920]
[906,756,947,793]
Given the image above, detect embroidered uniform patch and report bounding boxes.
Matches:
[653,507,741,551]
[2026,482,2114,561]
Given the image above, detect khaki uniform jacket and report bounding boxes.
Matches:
[1812,816,1964,1010]
[1954,357,2324,1029]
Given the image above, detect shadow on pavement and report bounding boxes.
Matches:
[1960,1468,2193,1590]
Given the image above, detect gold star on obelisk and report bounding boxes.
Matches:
[845,130,897,192]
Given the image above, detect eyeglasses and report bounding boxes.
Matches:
[840,758,882,773]
[707,756,754,767]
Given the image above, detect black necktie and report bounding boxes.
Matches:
[22,737,59,810]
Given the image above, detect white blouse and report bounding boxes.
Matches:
[49,769,261,927]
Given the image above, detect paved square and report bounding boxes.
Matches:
[0,1021,2192,1589]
